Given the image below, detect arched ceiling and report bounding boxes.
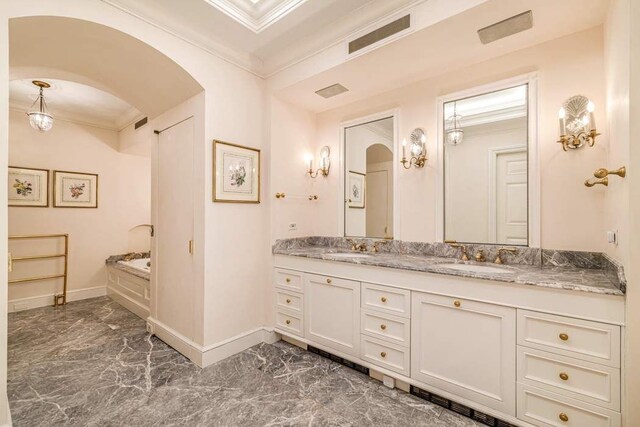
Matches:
[9,16,204,120]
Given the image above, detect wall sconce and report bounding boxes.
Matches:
[307,146,331,178]
[401,128,428,169]
[558,95,600,151]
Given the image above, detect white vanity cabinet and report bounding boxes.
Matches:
[411,292,517,416]
[305,273,361,357]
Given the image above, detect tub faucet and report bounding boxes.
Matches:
[135,224,154,237]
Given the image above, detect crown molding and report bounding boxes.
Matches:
[203,0,309,33]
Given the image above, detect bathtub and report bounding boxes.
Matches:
[107,257,151,319]
[117,257,151,274]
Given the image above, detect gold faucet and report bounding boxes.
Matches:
[475,249,486,262]
[494,247,518,264]
[355,242,368,252]
[449,243,469,261]
[371,241,389,253]
[345,238,357,251]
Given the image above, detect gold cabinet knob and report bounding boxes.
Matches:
[559,333,569,341]
[286,299,291,304]
[381,296,387,303]
[380,324,387,330]
[454,300,461,307]
[380,352,387,358]
[559,372,569,381]
[559,413,569,422]
[326,278,332,284]
[285,319,291,325]
[286,278,291,283]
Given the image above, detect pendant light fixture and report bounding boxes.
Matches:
[445,101,464,146]
[26,80,54,132]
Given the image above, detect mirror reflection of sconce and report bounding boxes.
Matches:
[307,146,331,178]
[401,128,428,169]
[558,95,600,151]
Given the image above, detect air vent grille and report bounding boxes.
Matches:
[478,11,533,45]
[315,83,349,99]
[349,14,410,54]
[134,117,148,130]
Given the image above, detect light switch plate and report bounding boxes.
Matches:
[607,230,618,245]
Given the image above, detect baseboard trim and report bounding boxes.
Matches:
[146,318,279,368]
[8,286,106,313]
[106,286,150,320]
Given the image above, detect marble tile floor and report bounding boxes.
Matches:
[8,297,482,427]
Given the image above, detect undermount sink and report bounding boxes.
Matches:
[326,253,372,259]
[438,263,511,274]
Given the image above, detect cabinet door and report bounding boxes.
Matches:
[411,292,516,416]
[305,274,360,357]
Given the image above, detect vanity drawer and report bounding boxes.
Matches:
[517,310,620,368]
[360,335,410,376]
[274,268,303,291]
[276,310,303,337]
[361,282,410,318]
[517,384,621,427]
[517,347,620,410]
[361,310,410,347]
[276,289,303,314]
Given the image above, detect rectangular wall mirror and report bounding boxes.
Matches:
[344,116,394,239]
[443,84,529,246]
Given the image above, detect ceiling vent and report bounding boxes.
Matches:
[315,84,349,99]
[134,117,148,130]
[477,11,533,45]
[349,14,410,54]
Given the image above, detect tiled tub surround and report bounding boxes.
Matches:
[273,237,626,426]
[273,237,626,295]
[106,252,151,319]
[7,297,482,427]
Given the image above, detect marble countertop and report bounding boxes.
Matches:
[106,252,150,281]
[274,243,625,296]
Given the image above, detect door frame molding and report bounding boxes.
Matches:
[436,72,540,247]
[487,145,527,244]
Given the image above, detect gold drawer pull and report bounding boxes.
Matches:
[286,299,291,304]
[286,278,291,283]
[454,300,461,307]
[326,278,332,284]
[380,324,387,330]
[559,333,569,341]
[381,296,387,303]
[559,372,569,381]
[380,352,387,358]
[559,413,569,422]
[285,319,291,325]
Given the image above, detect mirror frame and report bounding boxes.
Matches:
[339,109,400,240]
[435,73,540,247]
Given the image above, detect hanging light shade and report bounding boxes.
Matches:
[445,101,464,146]
[26,80,54,132]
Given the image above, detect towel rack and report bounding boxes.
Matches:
[8,233,69,307]
[275,192,319,201]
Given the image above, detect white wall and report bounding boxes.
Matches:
[307,28,607,251]
[0,11,8,425]
[7,110,151,309]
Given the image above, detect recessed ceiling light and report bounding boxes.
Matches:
[477,11,533,45]
[315,84,349,99]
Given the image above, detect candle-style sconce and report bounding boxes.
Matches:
[558,95,600,151]
[401,128,428,169]
[307,146,331,178]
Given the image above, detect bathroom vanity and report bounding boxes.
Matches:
[272,239,625,427]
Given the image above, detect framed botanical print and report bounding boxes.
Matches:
[8,166,49,207]
[53,170,98,208]
[348,171,365,209]
[213,140,260,203]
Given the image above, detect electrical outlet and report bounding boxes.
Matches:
[288,223,298,231]
[146,322,154,334]
[607,230,618,245]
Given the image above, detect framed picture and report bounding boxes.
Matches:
[213,140,260,203]
[8,166,49,207]
[53,170,98,208]
[348,171,365,209]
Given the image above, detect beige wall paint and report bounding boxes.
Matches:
[0,10,8,425]
[7,110,151,306]
[304,28,607,251]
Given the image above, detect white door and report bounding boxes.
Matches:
[305,274,360,357]
[155,118,195,339]
[411,292,516,416]
[496,150,527,245]
[365,170,389,238]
